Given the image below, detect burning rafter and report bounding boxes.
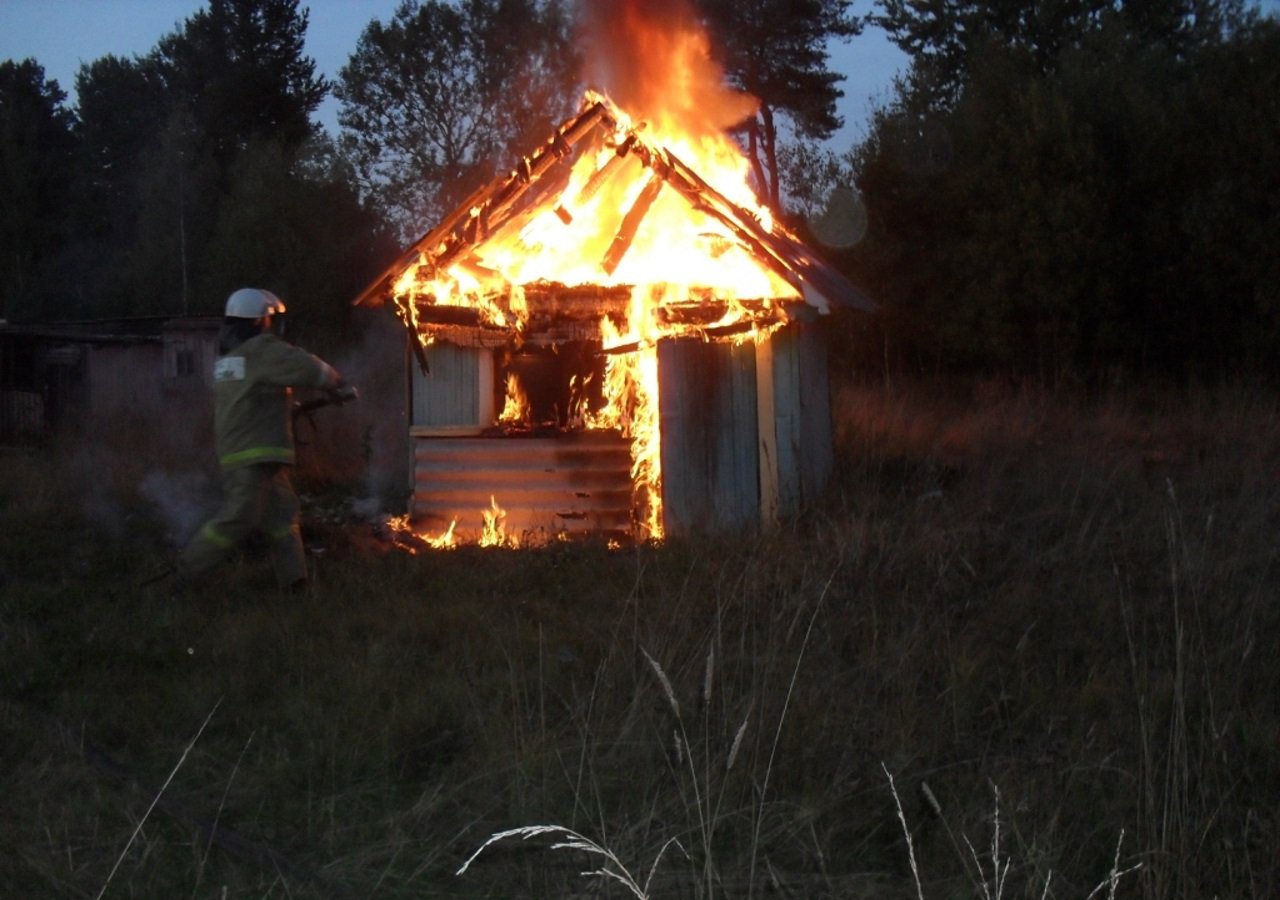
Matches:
[601,172,665,275]
[354,102,611,309]
[353,93,873,319]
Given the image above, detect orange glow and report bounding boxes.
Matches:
[389,0,807,546]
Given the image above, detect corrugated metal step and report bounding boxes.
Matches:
[411,432,635,541]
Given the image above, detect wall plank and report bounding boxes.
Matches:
[658,338,759,535]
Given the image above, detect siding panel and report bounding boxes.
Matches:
[411,344,493,427]
[658,338,759,535]
[795,321,833,504]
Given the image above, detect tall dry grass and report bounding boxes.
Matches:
[0,378,1276,898]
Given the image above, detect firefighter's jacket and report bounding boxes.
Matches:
[212,333,340,470]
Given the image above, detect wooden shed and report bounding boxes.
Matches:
[0,316,220,442]
[355,94,872,543]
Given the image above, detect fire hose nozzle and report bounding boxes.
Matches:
[293,385,360,420]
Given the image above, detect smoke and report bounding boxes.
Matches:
[50,432,214,547]
[139,469,213,547]
[322,306,412,512]
[577,0,758,140]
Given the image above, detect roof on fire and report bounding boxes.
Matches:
[353,96,875,316]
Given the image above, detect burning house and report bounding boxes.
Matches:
[355,8,872,546]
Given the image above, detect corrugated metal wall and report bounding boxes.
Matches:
[411,431,632,541]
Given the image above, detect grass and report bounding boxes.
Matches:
[1,377,1277,898]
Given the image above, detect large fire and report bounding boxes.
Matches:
[382,0,824,546]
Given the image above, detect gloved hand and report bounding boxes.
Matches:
[327,380,359,403]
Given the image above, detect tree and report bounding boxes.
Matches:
[198,135,394,342]
[697,0,861,210]
[850,2,1280,382]
[35,0,387,324]
[113,0,333,316]
[59,54,172,314]
[154,0,327,167]
[877,0,1253,110]
[73,55,168,235]
[336,0,579,239]
[0,60,77,321]
[111,113,220,317]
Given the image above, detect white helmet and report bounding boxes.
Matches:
[225,287,286,319]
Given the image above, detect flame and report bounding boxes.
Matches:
[423,518,458,549]
[497,373,530,426]
[581,291,664,539]
[384,513,458,552]
[392,0,802,544]
[479,495,515,547]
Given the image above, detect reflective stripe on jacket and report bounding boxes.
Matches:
[212,333,339,470]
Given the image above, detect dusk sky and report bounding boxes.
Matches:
[0,0,906,150]
[4,1,1277,151]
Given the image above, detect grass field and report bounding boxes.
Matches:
[1,378,1276,899]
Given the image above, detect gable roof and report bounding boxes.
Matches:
[354,94,874,317]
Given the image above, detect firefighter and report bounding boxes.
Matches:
[177,288,347,592]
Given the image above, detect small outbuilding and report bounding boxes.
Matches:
[355,95,873,543]
[0,316,220,442]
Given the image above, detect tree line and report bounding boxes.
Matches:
[1,0,385,341]
[2,0,1277,381]
[828,0,1280,383]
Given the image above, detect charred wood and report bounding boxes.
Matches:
[414,305,487,327]
[699,319,770,340]
[415,324,512,350]
[520,283,631,317]
[655,301,781,327]
[571,148,639,209]
[599,339,644,356]
[520,322,613,346]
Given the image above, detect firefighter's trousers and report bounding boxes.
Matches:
[180,463,307,588]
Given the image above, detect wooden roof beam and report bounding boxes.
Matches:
[354,101,611,308]
[600,172,665,276]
